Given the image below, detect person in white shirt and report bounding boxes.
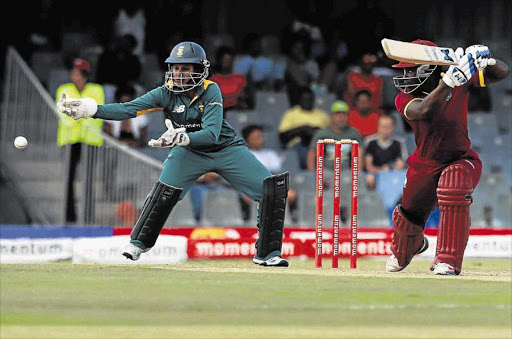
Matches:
[241,125,299,223]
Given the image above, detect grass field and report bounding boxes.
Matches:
[1,258,511,339]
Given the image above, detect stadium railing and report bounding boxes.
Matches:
[0,47,172,226]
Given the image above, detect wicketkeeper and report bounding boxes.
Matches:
[58,41,290,267]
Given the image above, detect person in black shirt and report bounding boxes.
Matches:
[363,114,407,189]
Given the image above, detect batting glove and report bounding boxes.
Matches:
[453,47,465,62]
[148,119,190,148]
[57,93,97,120]
[442,54,477,88]
[465,44,496,70]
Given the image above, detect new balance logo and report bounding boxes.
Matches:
[172,105,186,113]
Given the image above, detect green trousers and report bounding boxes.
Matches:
[159,144,272,202]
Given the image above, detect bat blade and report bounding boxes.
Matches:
[381,38,458,66]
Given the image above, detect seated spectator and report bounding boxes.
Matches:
[103,84,148,148]
[306,100,363,225]
[233,33,276,91]
[307,100,363,170]
[278,87,330,169]
[239,124,299,223]
[284,35,321,106]
[347,89,383,137]
[363,114,407,190]
[342,52,383,109]
[210,46,252,113]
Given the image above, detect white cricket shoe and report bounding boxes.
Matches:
[122,243,149,261]
[253,250,289,267]
[386,237,429,273]
[431,262,457,275]
[386,254,403,272]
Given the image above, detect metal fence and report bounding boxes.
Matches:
[0,47,164,226]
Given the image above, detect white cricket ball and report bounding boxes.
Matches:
[14,136,28,149]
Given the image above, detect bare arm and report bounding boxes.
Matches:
[401,82,451,121]
[483,59,510,84]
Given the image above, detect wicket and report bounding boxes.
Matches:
[315,139,359,269]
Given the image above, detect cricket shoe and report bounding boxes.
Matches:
[122,243,149,261]
[386,237,429,272]
[253,250,289,267]
[431,262,458,276]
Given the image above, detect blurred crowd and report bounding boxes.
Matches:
[7,0,501,227]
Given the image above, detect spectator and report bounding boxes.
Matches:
[307,100,363,170]
[96,34,142,102]
[104,85,148,148]
[347,89,383,137]
[55,58,105,223]
[239,124,299,223]
[342,52,383,109]
[113,1,146,57]
[210,46,252,113]
[306,100,363,225]
[284,35,321,106]
[278,87,330,169]
[233,33,276,91]
[363,114,408,190]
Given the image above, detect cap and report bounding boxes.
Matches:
[331,100,349,114]
[392,39,438,68]
[73,58,91,73]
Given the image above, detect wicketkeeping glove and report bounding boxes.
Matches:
[442,54,477,88]
[148,119,190,148]
[56,93,98,120]
[465,44,496,70]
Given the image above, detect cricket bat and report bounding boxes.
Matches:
[381,38,458,66]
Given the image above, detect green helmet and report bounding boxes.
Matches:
[164,41,210,92]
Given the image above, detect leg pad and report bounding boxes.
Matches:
[130,181,182,248]
[256,172,289,258]
[431,164,473,274]
[391,205,426,268]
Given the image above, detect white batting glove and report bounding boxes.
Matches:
[465,44,496,70]
[56,93,97,120]
[453,47,464,62]
[442,54,477,88]
[148,119,189,148]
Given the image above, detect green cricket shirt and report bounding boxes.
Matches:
[93,80,245,152]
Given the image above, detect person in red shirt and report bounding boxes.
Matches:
[385,40,509,275]
[210,46,251,114]
[343,52,383,109]
[347,89,383,137]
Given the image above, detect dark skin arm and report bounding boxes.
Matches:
[405,59,510,121]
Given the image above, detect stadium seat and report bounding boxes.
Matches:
[203,189,244,226]
[376,170,407,225]
[359,190,390,227]
[167,195,197,226]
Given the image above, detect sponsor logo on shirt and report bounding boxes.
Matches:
[172,105,186,113]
